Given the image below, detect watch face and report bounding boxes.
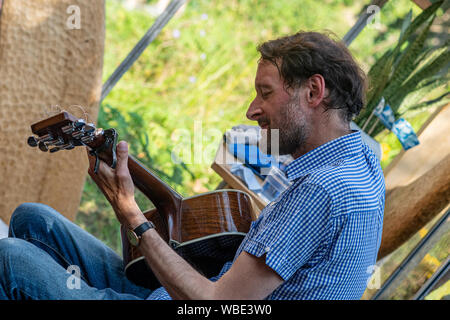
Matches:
[127,229,139,247]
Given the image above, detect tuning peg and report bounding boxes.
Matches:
[38,141,49,152]
[74,119,86,129]
[27,136,38,147]
[61,124,74,134]
[60,143,74,150]
[49,141,76,153]
[64,144,75,150]
[81,135,95,144]
[84,123,96,134]
[72,130,83,139]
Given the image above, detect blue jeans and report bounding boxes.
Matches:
[0,203,152,300]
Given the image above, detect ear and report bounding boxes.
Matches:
[304,74,326,108]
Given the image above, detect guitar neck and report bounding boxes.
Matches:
[127,155,183,214]
[90,132,183,215]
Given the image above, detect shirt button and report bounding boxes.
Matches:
[265,246,271,252]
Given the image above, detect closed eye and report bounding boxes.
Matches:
[261,91,272,99]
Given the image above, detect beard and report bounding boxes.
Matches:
[258,93,310,156]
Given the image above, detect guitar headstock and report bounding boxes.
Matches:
[28,112,98,153]
[28,111,118,172]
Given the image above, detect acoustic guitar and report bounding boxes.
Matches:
[27,111,256,289]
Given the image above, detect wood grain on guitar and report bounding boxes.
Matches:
[28,112,255,289]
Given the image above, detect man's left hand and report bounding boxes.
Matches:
[87,141,146,229]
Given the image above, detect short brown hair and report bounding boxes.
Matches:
[257,31,367,122]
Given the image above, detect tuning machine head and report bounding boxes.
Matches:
[74,119,86,129]
[28,111,101,155]
[27,135,51,152]
[27,136,39,147]
[38,141,49,152]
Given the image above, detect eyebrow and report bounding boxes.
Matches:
[255,83,272,90]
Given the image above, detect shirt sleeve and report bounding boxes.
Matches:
[242,183,333,281]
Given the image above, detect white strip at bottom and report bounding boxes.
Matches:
[0,218,9,239]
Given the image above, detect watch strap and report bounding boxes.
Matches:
[133,221,155,237]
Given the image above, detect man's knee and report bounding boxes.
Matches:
[0,237,54,297]
[9,203,63,238]
[0,238,22,282]
[0,238,34,264]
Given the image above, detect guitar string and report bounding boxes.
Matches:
[42,104,91,124]
[42,105,62,119]
[64,104,91,124]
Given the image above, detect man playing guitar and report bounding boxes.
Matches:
[0,31,384,300]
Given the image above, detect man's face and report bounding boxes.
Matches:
[246,59,311,156]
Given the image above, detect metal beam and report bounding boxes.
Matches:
[413,257,449,300]
[342,0,389,46]
[100,0,186,103]
[372,208,449,299]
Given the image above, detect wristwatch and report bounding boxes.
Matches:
[126,221,155,247]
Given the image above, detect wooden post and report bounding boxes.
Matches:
[0,0,105,222]
[378,104,450,258]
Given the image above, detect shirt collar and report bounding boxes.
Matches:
[285,130,363,180]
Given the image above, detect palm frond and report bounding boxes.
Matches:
[356,0,447,137]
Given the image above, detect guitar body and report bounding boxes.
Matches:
[121,189,253,289]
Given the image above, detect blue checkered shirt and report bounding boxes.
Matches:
[148,130,385,300]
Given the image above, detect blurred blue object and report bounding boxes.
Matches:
[229,163,263,193]
[260,166,292,203]
[392,118,420,150]
[227,142,284,178]
[374,103,396,130]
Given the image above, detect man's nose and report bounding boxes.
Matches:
[246,98,262,121]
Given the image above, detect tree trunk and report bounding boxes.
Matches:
[0,0,105,222]
[378,154,450,259]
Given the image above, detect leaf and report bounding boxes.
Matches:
[397,0,443,47]
[406,39,450,82]
[383,15,436,103]
[357,53,395,124]
[394,47,450,107]
[398,9,413,42]
[400,93,450,116]
[359,0,447,137]
[398,77,449,113]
